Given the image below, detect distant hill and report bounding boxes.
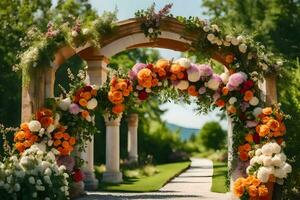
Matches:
[166,122,199,141]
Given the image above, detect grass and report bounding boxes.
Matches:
[97,161,191,192]
[211,161,229,193]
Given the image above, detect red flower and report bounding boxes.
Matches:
[138,91,148,100]
[72,169,85,182]
[240,88,247,94]
[84,86,93,92]
[243,80,254,90]
[147,64,154,70]
[253,133,260,144]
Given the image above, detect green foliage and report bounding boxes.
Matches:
[197,121,226,150]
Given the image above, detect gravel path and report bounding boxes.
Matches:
[76,158,228,200]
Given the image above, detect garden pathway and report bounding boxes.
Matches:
[76,158,228,200]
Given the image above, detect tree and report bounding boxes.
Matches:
[197,121,226,150]
[202,1,300,198]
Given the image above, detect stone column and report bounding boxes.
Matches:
[103,114,123,183]
[261,74,277,105]
[127,113,139,163]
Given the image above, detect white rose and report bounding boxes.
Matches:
[255,149,262,156]
[261,143,273,156]
[253,107,262,117]
[29,176,35,184]
[87,98,98,110]
[207,78,220,90]
[28,120,41,132]
[272,143,281,154]
[276,178,284,185]
[228,97,237,105]
[220,72,229,84]
[175,58,191,69]
[46,124,55,134]
[59,165,66,173]
[239,43,248,53]
[231,37,239,45]
[263,156,273,167]
[207,33,215,42]
[145,88,152,93]
[250,156,259,166]
[249,97,259,106]
[58,97,71,111]
[148,28,153,33]
[223,41,231,46]
[32,192,37,198]
[225,35,232,42]
[82,28,89,35]
[14,183,20,192]
[257,166,271,183]
[203,26,210,32]
[282,163,292,174]
[71,30,78,37]
[274,168,286,179]
[237,35,245,43]
[44,176,51,185]
[175,80,189,90]
[216,39,223,46]
[272,155,282,167]
[20,157,29,166]
[36,179,42,185]
[44,168,52,176]
[211,24,219,32]
[277,153,287,163]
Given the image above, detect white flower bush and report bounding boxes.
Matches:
[247,142,292,184]
[0,144,69,200]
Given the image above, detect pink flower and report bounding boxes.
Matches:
[69,103,80,115]
[227,72,248,88]
[207,74,222,90]
[246,120,259,128]
[198,87,206,94]
[213,92,221,101]
[129,63,147,80]
[187,64,201,82]
[198,64,213,77]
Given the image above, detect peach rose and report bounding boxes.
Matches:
[245,133,254,143]
[112,104,125,114]
[267,119,280,131]
[244,90,254,101]
[258,185,268,197]
[248,185,258,197]
[262,107,273,115]
[256,125,270,137]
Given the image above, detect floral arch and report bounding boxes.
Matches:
[2,4,290,200]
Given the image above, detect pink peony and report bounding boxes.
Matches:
[198,64,213,77]
[207,74,222,90]
[198,86,206,94]
[213,92,221,101]
[129,63,147,80]
[227,72,248,88]
[69,103,81,115]
[187,64,201,82]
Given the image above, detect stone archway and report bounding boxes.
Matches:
[21,16,278,193]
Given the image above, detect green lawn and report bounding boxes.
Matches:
[98,161,190,192]
[211,161,229,193]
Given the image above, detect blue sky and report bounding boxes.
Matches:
[53,0,226,129]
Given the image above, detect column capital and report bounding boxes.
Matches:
[104,113,122,126]
[128,113,139,127]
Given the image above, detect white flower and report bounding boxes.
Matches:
[41,161,50,170]
[28,120,41,132]
[36,179,42,185]
[54,113,60,126]
[211,24,219,32]
[92,84,100,90]
[250,156,259,166]
[220,72,229,84]
[63,173,69,178]
[249,97,259,106]
[145,88,152,93]
[276,178,284,185]
[277,153,287,163]
[32,192,37,198]
[20,156,29,166]
[136,85,143,90]
[47,140,53,146]
[238,43,248,53]
[237,35,245,43]
[203,26,210,32]
[44,168,52,176]
[44,176,51,185]
[29,176,35,184]
[157,82,162,86]
[207,33,215,42]
[255,149,262,156]
[225,35,232,42]
[14,183,20,192]
[263,156,273,167]
[271,142,281,154]
[148,28,153,33]
[45,197,50,200]
[87,98,98,110]
[207,78,221,90]
[175,80,189,90]
[71,30,78,37]
[253,107,262,117]
[261,143,274,156]
[216,39,223,46]
[274,168,286,179]
[0,181,4,187]
[46,124,55,134]
[82,28,89,35]
[282,163,292,174]
[257,166,271,183]
[58,97,71,111]
[231,37,239,45]
[272,155,282,167]
[175,58,191,69]
[59,165,66,173]
[228,97,237,105]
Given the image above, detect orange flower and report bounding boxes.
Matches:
[40,117,53,128]
[243,143,251,151]
[262,107,273,115]
[54,132,64,140]
[15,142,25,153]
[276,138,283,145]
[14,131,25,141]
[216,99,225,107]
[79,98,88,107]
[112,104,125,114]
[248,185,258,197]
[244,90,254,101]
[245,133,254,143]
[81,110,89,119]
[233,178,245,197]
[280,122,286,132]
[177,72,185,79]
[273,131,282,137]
[63,133,70,140]
[91,89,98,96]
[170,64,181,74]
[151,78,159,86]
[123,89,130,97]
[261,116,271,124]
[258,185,268,197]
[252,178,261,187]
[69,137,76,145]
[222,87,229,95]
[239,151,249,161]
[119,81,128,90]
[156,59,170,69]
[53,140,61,147]
[256,125,270,137]
[227,105,237,113]
[137,68,152,80]
[20,123,29,131]
[170,74,177,81]
[225,54,234,64]
[62,141,70,148]
[187,85,198,96]
[267,119,280,131]
[83,92,92,100]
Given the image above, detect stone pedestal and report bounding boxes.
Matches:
[103,114,123,183]
[127,113,139,163]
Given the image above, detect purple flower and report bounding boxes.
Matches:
[187,64,201,82]
[69,103,80,115]
[241,102,250,112]
[213,92,221,101]
[246,120,259,128]
[198,86,206,94]
[228,72,247,87]
[56,155,75,172]
[198,64,213,77]
[129,63,147,80]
